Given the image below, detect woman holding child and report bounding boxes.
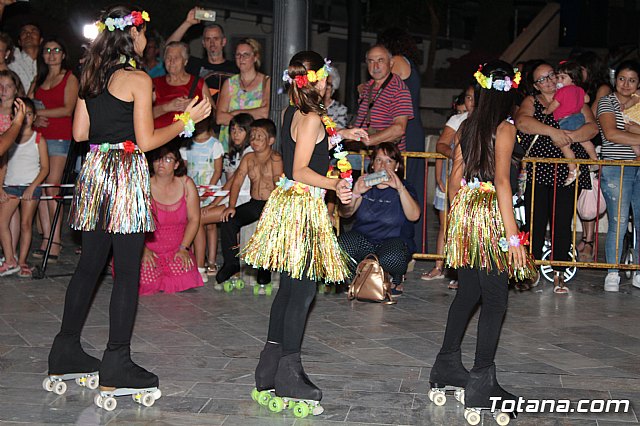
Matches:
[515,60,597,294]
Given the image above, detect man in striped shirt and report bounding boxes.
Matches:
[355,45,414,151]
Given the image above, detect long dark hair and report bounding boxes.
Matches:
[576,51,611,103]
[79,5,147,99]
[35,36,69,88]
[228,113,253,159]
[286,51,325,116]
[556,60,584,87]
[460,60,517,182]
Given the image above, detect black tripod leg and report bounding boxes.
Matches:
[36,141,80,279]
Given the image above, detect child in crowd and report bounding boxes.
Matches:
[0,97,49,277]
[0,70,24,132]
[213,118,282,286]
[543,60,600,185]
[180,119,223,283]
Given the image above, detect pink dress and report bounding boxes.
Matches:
[139,190,203,295]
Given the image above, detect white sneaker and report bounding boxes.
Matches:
[198,267,209,283]
[604,272,620,292]
[633,273,640,290]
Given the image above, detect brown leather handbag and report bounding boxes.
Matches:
[347,254,397,304]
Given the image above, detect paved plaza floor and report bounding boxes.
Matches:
[1,238,640,425]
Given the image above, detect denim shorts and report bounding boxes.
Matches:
[4,185,42,199]
[47,139,71,157]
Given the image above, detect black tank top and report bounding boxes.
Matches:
[281,106,329,180]
[86,64,136,144]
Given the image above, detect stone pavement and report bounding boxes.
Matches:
[1,241,640,425]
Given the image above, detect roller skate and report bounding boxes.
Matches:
[267,352,323,418]
[216,263,244,293]
[43,333,101,395]
[250,342,282,406]
[253,268,273,295]
[94,344,161,411]
[428,350,469,406]
[462,364,517,426]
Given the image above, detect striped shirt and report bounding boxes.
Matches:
[355,73,413,151]
[597,93,635,160]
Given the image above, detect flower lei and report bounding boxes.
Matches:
[474,64,521,92]
[499,232,530,252]
[173,111,195,138]
[282,58,331,89]
[323,114,353,187]
[96,10,150,33]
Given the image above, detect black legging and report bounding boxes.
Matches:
[338,231,409,284]
[59,229,145,346]
[524,182,576,272]
[439,267,508,370]
[267,272,316,355]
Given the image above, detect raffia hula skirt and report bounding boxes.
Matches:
[241,175,353,283]
[445,179,537,281]
[69,142,154,234]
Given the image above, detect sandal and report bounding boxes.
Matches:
[564,169,578,186]
[0,262,20,276]
[578,239,594,262]
[421,266,445,281]
[391,283,403,297]
[18,264,33,278]
[553,272,569,294]
[206,264,218,276]
[32,238,49,258]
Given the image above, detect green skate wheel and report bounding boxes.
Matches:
[223,281,233,292]
[253,285,260,295]
[236,280,245,289]
[293,402,310,418]
[265,284,272,296]
[258,390,272,406]
[268,396,284,412]
[251,388,259,401]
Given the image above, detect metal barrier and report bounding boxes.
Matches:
[342,151,640,273]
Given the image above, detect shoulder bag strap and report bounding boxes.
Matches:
[188,75,200,99]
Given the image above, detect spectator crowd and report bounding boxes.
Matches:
[0,5,639,297]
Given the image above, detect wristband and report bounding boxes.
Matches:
[173,112,195,138]
[179,244,189,252]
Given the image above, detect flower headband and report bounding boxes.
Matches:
[474,65,521,92]
[282,58,332,89]
[96,10,150,33]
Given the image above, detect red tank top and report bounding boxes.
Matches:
[153,75,204,129]
[35,71,73,140]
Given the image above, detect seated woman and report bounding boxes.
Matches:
[339,142,420,295]
[139,142,203,295]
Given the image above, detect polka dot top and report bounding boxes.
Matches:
[517,97,591,190]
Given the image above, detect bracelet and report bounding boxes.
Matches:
[173,112,195,138]
[508,235,521,248]
[179,244,189,252]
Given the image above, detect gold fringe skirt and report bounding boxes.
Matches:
[241,176,353,282]
[69,144,154,234]
[445,182,537,281]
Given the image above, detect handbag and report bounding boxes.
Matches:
[577,171,606,221]
[347,254,396,305]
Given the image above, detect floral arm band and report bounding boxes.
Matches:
[173,112,195,138]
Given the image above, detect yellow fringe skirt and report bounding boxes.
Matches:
[241,176,353,283]
[69,143,154,234]
[445,181,537,281]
